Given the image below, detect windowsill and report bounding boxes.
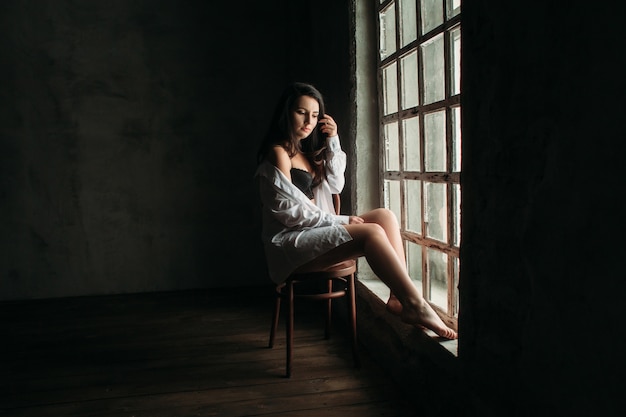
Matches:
[350,278,464,415]
[357,278,458,357]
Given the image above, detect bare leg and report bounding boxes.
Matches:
[359,209,404,316]
[297,218,457,339]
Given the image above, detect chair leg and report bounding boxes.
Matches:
[324,279,332,339]
[347,273,360,368]
[286,279,294,378]
[269,293,281,348]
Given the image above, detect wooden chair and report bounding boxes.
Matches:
[268,194,360,378]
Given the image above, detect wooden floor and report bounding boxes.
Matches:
[1,287,419,417]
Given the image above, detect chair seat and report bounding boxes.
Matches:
[292,259,357,277]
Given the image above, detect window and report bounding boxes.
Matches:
[366,0,461,328]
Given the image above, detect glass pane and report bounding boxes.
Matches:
[452,256,459,316]
[379,3,397,60]
[405,179,422,233]
[447,0,461,19]
[427,248,448,309]
[424,110,446,171]
[383,63,398,115]
[421,33,445,104]
[407,241,424,293]
[421,0,444,35]
[399,0,417,47]
[384,179,402,225]
[425,181,447,242]
[400,50,419,109]
[451,106,461,172]
[384,121,400,171]
[450,26,461,96]
[452,183,460,246]
[403,116,420,171]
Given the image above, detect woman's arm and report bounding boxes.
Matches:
[319,114,346,194]
[324,135,346,194]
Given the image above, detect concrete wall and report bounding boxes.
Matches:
[0,0,351,300]
[460,1,625,416]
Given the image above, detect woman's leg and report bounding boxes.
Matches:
[296,221,457,339]
[358,209,404,315]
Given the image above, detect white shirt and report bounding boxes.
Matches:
[255,135,353,284]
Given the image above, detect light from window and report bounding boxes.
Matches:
[400,51,419,108]
[379,3,397,60]
[424,110,446,171]
[403,117,420,170]
[399,0,417,47]
[422,34,445,104]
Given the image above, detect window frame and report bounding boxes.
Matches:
[373,0,461,328]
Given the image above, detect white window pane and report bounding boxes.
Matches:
[427,248,448,309]
[421,33,445,104]
[421,0,444,34]
[452,105,461,172]
[424,110,446,172]
[399,0,417,47]
[407,241,423,291]
[384,121,400,171]
[453,183,461,246]
[450,26,461,96]
[447,0,461,19]
[452,256,459,316]
[400,50,419,109]
[425,181,447,242]
[403,116,421,171]
[383,63,398,115]
[384,179,402,225]
[405,179,422,233]
[379,3,397,60]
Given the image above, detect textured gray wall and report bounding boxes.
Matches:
[460,2,625,416]
[0,0,351,300]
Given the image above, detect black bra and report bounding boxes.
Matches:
[290,168,314,199]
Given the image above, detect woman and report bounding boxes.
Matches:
[255,82,456,340]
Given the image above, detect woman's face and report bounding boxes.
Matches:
[291,95,320,140]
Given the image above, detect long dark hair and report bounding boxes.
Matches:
[257,82,328,187]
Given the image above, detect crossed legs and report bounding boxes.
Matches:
[297,208,457,340]
[358,209,404,317]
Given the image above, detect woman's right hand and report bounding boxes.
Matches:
[349,216,365,224]
[319,114,338,137]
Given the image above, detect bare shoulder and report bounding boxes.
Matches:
[268,145,289,162]
[268,145,292,177]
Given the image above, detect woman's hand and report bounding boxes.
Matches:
[319,114,338,137]
[349,215,365,224]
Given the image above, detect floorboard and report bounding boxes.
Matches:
[1,288,418,417]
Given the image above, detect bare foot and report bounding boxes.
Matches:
[386,293,403,316]
[400,300,457,340]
